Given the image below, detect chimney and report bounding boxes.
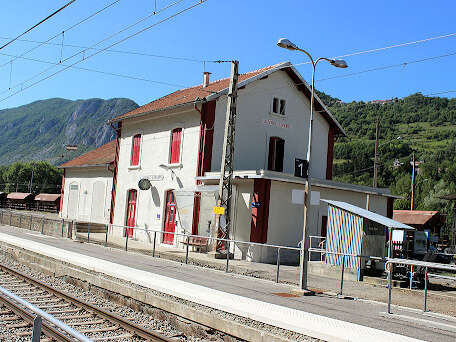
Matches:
[203,71,211,88]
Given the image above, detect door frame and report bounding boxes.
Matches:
[162,189,177,245]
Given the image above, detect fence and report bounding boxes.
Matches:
[0,209,72,238]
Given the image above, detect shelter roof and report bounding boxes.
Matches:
[60,140,116,168]
[393,210,441,226]
[35,194,61,202]
[322,199,414,230]
[109,61,345,136]
[7,193,33,200]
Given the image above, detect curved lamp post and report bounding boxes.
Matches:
[277,38,348,290]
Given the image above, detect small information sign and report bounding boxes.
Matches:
[294,158,309,178]
[212,206,225,215]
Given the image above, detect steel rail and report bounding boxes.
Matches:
[0,292,74,341]
[0,263,175,342]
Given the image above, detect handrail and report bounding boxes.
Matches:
[385,258,456,314]
[0,285,92,342]
[107,223,302,251]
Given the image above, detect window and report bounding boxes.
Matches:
[169,128,182,164]
[272,97,286,115]
[268,137,285,172]
[131,134,141,166]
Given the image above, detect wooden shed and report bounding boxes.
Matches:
[34,193,61,213]
[0,192,7,208]
[7,193,34,210]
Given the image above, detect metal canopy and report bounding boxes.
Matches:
[322,199,414,230]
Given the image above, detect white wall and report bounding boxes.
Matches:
[211,70,330,178]
[243,180,390,263]
[61,167,112,224]
[112,108,201,245]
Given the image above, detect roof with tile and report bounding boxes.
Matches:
[60,140,116,168]
[393,210,442,226]
[110,61,345,135]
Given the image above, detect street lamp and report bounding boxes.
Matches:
[277,38,348,290]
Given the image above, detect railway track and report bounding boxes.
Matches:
[0,263,175,341]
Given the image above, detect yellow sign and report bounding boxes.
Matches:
[212,206,225,215]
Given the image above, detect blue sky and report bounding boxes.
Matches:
[0,0,455,109]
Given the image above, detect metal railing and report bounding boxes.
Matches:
[385,258,456,314]
[103,223,301,283]
[0,284,92,342]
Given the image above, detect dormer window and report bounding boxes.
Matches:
[272,97,286,115]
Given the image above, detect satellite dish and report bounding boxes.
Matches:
[138,178,151,191]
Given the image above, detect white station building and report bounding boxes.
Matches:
[60,61,398,263]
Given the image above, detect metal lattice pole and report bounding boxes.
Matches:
[215,60,239,252]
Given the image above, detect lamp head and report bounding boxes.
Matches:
[277,38,298,51]
[330,59,348,68]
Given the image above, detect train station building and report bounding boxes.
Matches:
[60,61,398,263]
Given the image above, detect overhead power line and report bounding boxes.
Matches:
[0,51,190,88]
[289,31,456,68]
[0,0,77,51]
[0,36,205,63]
[0,0,190,96]
[0,0,209,103]
[424,90,456,97]
[0,0,121,69]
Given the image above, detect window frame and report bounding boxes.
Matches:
[129,133,142,168]
[169,127,183,165]
[271,97,287,116]
[267,136,285,172]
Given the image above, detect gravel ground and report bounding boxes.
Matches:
[0,254,229,342]
[0,252,321,342]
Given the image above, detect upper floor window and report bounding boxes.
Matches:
[268,137,285,172]
[272,97,286,115]
[169,128,182,164]
[131,134,141,166]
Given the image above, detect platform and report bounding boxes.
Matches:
[0,224,454,342]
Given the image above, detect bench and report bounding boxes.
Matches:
[75,222,108,234]
[183,237,209,252]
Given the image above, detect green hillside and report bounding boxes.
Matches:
[318,91,456,234]
[0,98,138,165]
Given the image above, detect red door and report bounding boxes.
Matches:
[163,190,176,244]
[125,189,137,237]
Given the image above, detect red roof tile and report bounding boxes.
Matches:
[112,63,286,121]
[393,210,440,226]
[60,140,116,168]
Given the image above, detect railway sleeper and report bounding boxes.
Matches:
[67,319,105,326]
[79,324,120,334]
[57,313,94,320]
[0,315,21,321]
[47,307,83,315]
[91,333,134,341]
[36,302,72,309]
[28,297,62,305]
[5,321,31,328]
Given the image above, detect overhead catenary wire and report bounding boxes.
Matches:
[0,0,202,99]
[0,0,77,51]
[0,0,121,69]
[0,36,207,63]
[0,51,193,89]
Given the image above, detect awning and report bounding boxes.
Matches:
[322,199,414,230]
[7,193,33,200]
[35,194,61,202]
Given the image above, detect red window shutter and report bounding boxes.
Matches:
[131,134,141,166]
[170,128,182,164]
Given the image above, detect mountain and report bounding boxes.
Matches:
[317,90,456,232]
[0,98,138,165]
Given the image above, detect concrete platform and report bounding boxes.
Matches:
[0,225,454,342]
